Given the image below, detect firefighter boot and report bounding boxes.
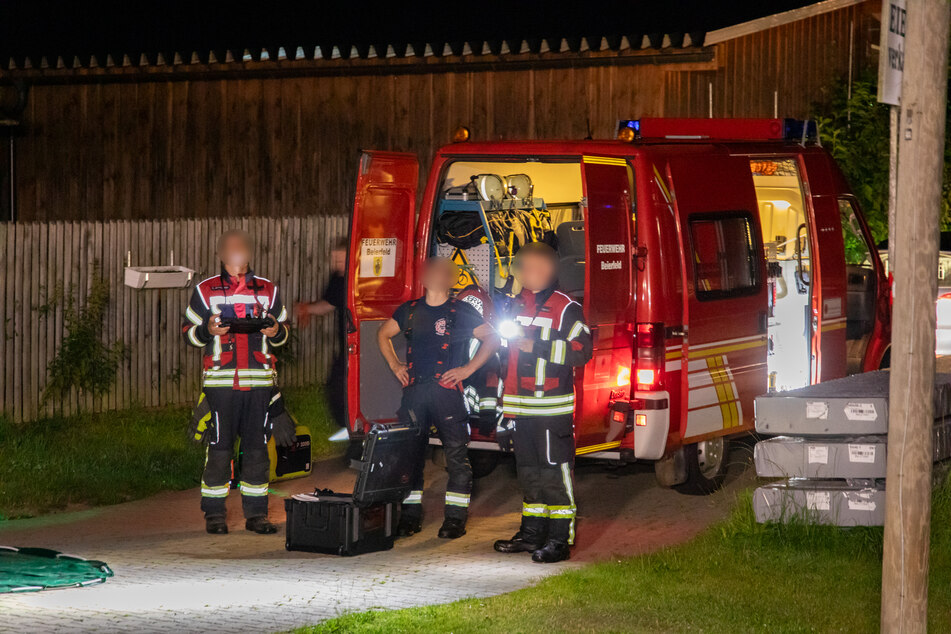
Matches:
[494,517,547,553]
[531,540,571,564]
[245,516,278,534]
[397,513,423,537]
[437,518,467,539]
[205,515,228,534]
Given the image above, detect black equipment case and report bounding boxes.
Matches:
[285,422,423,556]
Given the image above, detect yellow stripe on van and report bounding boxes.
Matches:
[583,156,628,166]
[689,338,766,360]
[652,164,673,203]
[821,322,847,332]
[576,441,622,456]
[704,355,741,429]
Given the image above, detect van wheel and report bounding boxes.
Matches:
[675,437,728,495]
[469,450,500,479]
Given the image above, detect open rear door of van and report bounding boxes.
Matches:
[346,151,419,434]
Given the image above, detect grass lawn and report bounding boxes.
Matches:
[0,385,340,519]
[306,478,951,633]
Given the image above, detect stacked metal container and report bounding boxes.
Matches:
[751,371,951,526]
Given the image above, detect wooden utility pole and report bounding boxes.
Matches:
[882,0,950,631]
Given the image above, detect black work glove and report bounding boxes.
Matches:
[188,391,215,444]
[267,390,297,448]
[496,418,515,453]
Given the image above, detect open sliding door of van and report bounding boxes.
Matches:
[346,151,418,434]
[798,152,849,382]
[666,152,768,441]
[575,155,635,453]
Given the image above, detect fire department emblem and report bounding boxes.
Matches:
[372,256,383,276]
[434,317,447,336]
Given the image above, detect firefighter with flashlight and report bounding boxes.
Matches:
[494,242,592,563]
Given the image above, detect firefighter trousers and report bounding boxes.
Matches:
[398,381,472,522]
[200,387,271,519]
[512,414,577,545]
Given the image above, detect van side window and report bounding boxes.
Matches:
[689,214,759,300]
[838,198,878,270]
[838,197,879,341]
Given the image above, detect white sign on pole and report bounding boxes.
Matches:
[878,0,907,105]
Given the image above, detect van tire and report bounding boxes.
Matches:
[879,347,891,370]
[675,437,729,495]
[469,450,500,479]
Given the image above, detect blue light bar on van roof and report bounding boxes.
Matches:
[616,118,818,142]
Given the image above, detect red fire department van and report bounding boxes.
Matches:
[345,118,891,494]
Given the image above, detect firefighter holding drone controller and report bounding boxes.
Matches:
[182,230,294,536]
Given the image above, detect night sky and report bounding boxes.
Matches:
[0,1,822,62]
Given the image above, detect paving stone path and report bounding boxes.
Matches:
[0,448,751,632]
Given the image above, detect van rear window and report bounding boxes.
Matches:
[689,213,759,300]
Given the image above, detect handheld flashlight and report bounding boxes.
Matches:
[498,319,522,340]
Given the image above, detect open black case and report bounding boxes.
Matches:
[284,422,423,556]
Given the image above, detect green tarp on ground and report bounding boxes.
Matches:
[0,546,113,593]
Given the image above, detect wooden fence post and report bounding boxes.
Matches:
[882,0,951,631]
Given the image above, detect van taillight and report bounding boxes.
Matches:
[634,322,664,391]
[616,366,631,387]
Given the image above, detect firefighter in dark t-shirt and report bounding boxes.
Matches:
[296,238,348,430]
[377,257,500,539]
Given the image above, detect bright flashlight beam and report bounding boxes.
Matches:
[498,320,521,340]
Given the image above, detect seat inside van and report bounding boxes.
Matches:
[557,221,585,298]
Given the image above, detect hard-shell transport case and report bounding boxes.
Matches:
[284,491,396,555]
[350,422,424,506]
[284,423,422,555]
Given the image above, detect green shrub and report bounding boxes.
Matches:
[43,272,125,405]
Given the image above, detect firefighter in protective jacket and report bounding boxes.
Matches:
[182,230,290,535]
[494,242,592,563]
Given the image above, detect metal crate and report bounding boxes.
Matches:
[754,435,887,479]
[754,371,951,436]
[753,479,886,526]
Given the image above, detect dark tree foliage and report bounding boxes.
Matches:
[812,66,951,245]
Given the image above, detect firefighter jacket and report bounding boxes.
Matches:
[456,285,503,420]
[182,267,289,390]
[501,286,592,418]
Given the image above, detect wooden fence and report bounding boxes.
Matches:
[0,215,348,423]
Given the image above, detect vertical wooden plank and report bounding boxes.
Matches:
[121,220,133,411]
[12,222,24,421]
[0,222,11,417]
[40,221,53,418]
[26,222,39,421]
[91,220,104,412]
[171,82,190,218]
[151,220,162,407]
